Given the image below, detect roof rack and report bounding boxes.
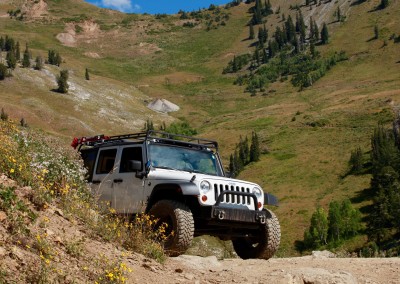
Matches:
[71,131,218,150]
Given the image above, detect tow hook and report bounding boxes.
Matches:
[258,215,266,224]
[217,210,225,220]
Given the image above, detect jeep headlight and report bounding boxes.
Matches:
[200,181,212,193]
[252,187,263,198]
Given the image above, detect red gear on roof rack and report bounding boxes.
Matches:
[71,134,109,149]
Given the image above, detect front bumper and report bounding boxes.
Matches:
[211,206,267,224]
[210,190,266,224]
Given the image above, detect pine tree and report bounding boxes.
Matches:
[0,37,4,51]
[328,201,342,241]
[22,43,30,68]
[285,15,296,43]
[229,154,237,177]
[374,25,379,40]
[35,56,43,70]
[56,70,69,93]
[6,50,16,69]
[55,52,62,67]
[349,147,363,173]
[15,41,20,62]
[0,63,7,80]
[249,23,255,40]
[85,68,90,80]
[379,0,389,9]
[5,35,15,52]
[249,131,260,162]
[336,7,342,22]
[298,11,306,43]
[320,22,329,44]
[310,41,316,57]
[370,124,400,174]
[313,19,319,41]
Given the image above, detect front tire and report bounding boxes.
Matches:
[232,209,280,260]
[149,200,194,256]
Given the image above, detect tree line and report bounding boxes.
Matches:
[223,1,343,93]
[228,132,261,177]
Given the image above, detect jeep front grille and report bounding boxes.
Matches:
[213,183,253,207]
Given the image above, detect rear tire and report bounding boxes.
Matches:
[149,200,194,256]
[232,209,280,260]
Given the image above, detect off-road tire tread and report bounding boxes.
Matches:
[259,209,281,259]
[232,209,280,260]
[149,200,194,257]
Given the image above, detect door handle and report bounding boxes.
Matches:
[92,180,101,184]
[113,179,123,183]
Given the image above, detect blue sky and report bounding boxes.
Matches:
[85,0,231,14]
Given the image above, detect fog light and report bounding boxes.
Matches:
[202,195,208,202]
[258,202,262,209]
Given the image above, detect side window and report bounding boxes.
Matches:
[96,149,117,174]
[120,147,143,173]
[80,148,99,181]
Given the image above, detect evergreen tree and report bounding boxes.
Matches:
[85,68,90,80]
[320,22,329,44]
[35,56,43,70]
[0,63,7,80]
[252,0,263,24]
[285,15,296,43]
[349,147,363,173]
[298,11,306,43]
[328,201,342,241]
[254,46,260,65]
[374,25,379,40]
[379,0,389,9]
[336,7,342,22]
[55,52,62,66]
[22,43,30,68]
[370,124,400,174]
[6,50,16,69]
[249,23,255,40]
[5,36,15,52]
[56,70,69,93]
[15,41,20,62]
[368,166,400,243]
[249,131,260,162]
[0,37,4,51]
[310,40,316,57]
[229,154,237,177]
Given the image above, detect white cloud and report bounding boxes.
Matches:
[101,0,133,12]
[132,4,141,12]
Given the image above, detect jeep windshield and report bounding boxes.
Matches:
[148,143,223,176]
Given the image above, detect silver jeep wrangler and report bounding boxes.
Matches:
[73,131,280,259]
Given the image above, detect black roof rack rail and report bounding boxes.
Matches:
[72,130,218,150]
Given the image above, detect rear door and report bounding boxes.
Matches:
[91,147,119,209]
[112,145,145,214]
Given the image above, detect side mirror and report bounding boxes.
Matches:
[128,160,142,171]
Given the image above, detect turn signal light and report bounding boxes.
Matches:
[201,195,208,202]
[258,202,262,209]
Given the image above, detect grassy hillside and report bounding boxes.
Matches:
[1,0,400,255]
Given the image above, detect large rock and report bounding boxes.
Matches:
[147,98,179,113]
